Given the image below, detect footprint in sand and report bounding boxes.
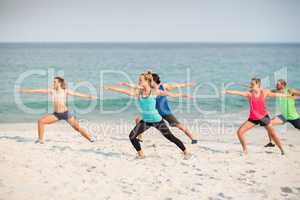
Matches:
[246,169,256,174]
[280,187,293,194]
[195,168,201,172]
[217,192,233,200]
[294,187,300,192]
[51,145,72,152]
[246,162,254,165]
[265,151,274,154]
[208,198,217,200]
[195,173,204,177]
[122,190,132,195]
[86,166,96,172]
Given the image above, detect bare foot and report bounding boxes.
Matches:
[90,136,96,143]
[136,155,145,159]
[35,139,44,144]
[184,153,192,160]
[183,150,191,160]
[137,150,145,159]
[137,135,144,142]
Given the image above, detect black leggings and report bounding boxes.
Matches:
[129,120,186,152]
[288,118,300,130]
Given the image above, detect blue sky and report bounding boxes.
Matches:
[0,0,299,42]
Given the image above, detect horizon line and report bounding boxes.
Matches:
[0,41,300,44]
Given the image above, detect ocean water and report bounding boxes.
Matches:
[0,43,299,123]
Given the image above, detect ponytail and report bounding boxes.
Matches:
[144,70,153,81]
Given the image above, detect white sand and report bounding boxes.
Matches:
[0,121,300,200]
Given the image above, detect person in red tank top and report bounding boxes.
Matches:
[225,78,285,155]
[248,88,268,120]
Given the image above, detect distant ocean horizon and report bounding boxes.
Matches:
[0,42,299,123]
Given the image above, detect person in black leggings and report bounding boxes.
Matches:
[129,120,186,153]
[104,70,191,159]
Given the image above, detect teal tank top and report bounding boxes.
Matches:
[138,90,162,123]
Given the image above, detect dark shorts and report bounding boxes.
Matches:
[53,111,75,121]
[277,115,300,130]
[248,115,271,126]
[162,114,180,127]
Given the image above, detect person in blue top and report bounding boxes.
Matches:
[104,71,191,159]
[118,73,197,144]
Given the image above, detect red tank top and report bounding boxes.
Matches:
[248,90,268,120]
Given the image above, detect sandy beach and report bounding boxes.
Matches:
[0,121,299,200]
[1,0,299,199]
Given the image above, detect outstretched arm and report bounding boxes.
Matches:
[225,90,250,97]
[116,82,143,89]
[288,88,300,97]
[265,90,289,98]
[164,82,195,91]
[157,90,192,98]
[104,86,138,97]
[19,88,49,94]
[67,90,97,99]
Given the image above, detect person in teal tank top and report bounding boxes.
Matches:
[118,73,198,144]
[104,70,192,159]
[138,90,162,123]
[265,79,300,147]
